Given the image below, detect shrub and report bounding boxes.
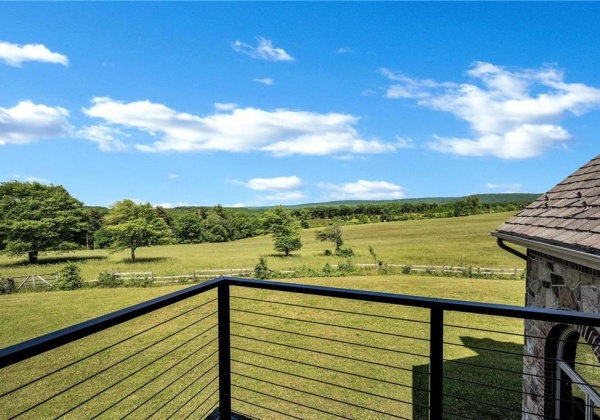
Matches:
[0,277,15,294]
[96,271,123,288]
[336,247,354,257]
[254,257,270,280]
[323,249,333,256]
[128,276,153,288]
[338,258,355,274]
[56,262,83,290]
[402,265,412,275]
[323,262,333,275]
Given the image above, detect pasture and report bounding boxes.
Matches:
[0,212,525,282]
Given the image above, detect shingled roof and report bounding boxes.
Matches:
[493,154,600,260]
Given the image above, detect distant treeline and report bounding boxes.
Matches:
[89,195,530,248]
[288,196,527,224]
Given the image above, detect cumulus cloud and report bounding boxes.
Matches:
[238,176,305,203]
[214,102,237,111]
[253,78,274,86]
[78,125,129,152]
[0,41,68,67]
[0,101,72,145]
[233,38,294,62]
[82,97,397,156]
[381,62,600,159]
[319,180,407,200]
[242,176,302,191]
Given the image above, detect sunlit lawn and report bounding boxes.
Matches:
[0,275,526,419]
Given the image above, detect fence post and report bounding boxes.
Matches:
[218,282,232,418]
[430,307,444,419]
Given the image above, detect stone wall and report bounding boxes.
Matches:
[523,250,600,419]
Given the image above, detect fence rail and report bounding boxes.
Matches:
[2,277,600,419]
[4,264,523,292]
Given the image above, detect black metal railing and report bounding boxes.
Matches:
[2,277,600,419]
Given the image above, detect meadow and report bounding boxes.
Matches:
[0,212,525,281]
[0,276,525,419]
[0,211,528,419]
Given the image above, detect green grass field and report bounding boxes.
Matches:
[0,275,526,419]
[0,212,525,281]
[0,212,528,418]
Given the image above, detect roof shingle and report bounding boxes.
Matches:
[494,154,600,254]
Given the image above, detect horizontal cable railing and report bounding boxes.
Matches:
[2,276,600,419]
[0,280,221,419]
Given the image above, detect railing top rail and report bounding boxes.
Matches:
[224,277,600,326]
[0,278,221,369]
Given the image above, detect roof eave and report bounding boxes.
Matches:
[492,231,600,272]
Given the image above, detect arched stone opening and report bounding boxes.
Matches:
[545,324,600,419]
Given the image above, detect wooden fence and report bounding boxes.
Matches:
[5,264,524,291]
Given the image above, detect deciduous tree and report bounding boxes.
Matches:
[315,224,344,253]
[0,181,87,263]
[262,205,302,257]
[103,200,172,262]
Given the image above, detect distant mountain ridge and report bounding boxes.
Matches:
[274,193,541,209]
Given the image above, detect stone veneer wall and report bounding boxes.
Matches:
[523,250,600,419]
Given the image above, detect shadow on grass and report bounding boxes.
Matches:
[118,257,172,264]
[0,254,107,268]
[413,336,523,420]
[266,254,301,259]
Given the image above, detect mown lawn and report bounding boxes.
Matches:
[0,212,525,282]
[0,275,526,419]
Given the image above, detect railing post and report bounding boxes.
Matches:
[430,307,444,419]
[218,282,232,419]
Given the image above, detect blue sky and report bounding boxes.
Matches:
[2,2,600,208]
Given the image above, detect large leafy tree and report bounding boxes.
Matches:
[262,205,302,257]
[0,181,87,264]
[103,199,172,262]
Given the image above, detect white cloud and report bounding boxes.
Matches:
[82,97,398,156]
[0,41,68,67]
[428,124,570,159]
[0,101,72,145]
[13,174,50,184]
[78,125,129,152]
[395,136,415,148]
[233,38,294,62]
[155,202,189,209]
[335,47,353,54]
[319,180,407,200]
[215,102,237,111]
[382,62,600,159]
[486,183,522,193]
[242,176,302,191]
[167,174,179,180]
[254,77,274,86]
[380,68,455,99]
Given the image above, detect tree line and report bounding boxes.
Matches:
[0,181,531,263]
